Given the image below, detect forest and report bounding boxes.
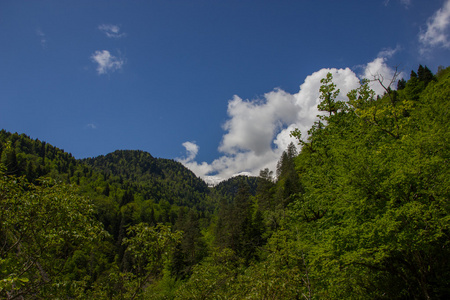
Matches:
[1,65,449,299]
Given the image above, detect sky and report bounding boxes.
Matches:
[1,0,450,184]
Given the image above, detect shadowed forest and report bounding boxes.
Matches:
[1,65,449,299]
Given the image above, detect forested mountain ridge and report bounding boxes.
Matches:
[0,134,210,206]
[0,131,252,214]
[1,65,449,299]
[82,150,165,179]
[81,149,209,193]
[81,149,210,207]
[211,175,258,198]
[0,129,77,182]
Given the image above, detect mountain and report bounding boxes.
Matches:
[0,130,253,216]
[0,129,77,181]
[211,175,258,199]
[81,149,210,209]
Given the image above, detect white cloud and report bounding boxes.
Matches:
[362,57,399,94]
[359,47,405,94]
[179,141,199,163]
[401,0,411,6]
[36,28,47,48]
[377,45,401,59]
[219,89,298,156]
[178,58,400,184]
[98,24,126,38]
[91,50,125,75]
[383,0,411,8]
[419,0,450,53]
[86,123,97,129]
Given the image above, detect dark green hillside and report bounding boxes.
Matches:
[0,129,77,182]
[81,150,209,209]
[211,175,258,199]
[82,150,164,179]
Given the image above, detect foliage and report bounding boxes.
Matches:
[0,173,105,299]
[174,247,244,299]
[288,67,450,299]
[120,223,182,299]
[0,64,448,299]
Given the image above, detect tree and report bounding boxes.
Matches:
[122,223,182,299]
[287,68,450,299]
[214,181,265,263]
[417,64,435,86]
[1,142,19,176]
[397,78,406,90]
[0,173,105,299]
[275,143,302,208]
[172,209,207,279]
[174,248,244,299]
[317,72,342,117]
[256,168,275,211]
[103,183,110,196]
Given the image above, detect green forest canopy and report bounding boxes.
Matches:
[1,65,449,299]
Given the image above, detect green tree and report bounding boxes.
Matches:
[288,68,450,299]
[0,173,105,299]
[397,78,406,90]
[122,223,182,299]
[317,72,343,117]
[172,209,207,279]
[417,64,435,86]
[1,142,19,176]
[256,168,275,212]
[215,182,254,259]
[174,248,244,299]
[275,142,302,208]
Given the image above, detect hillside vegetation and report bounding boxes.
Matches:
[1,65,449,299]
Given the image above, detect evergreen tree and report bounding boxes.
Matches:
[397,78,406,90]
[103,183,110,196]
[257,168,275,211]
[275,143,302,207]
[417,64,435,86]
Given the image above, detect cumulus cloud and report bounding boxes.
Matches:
[91,50,125,75]
[359,46,405,94]
[219,90,298,156]
[178,57,401,185]
[179,141,199,163]
[98,24,126,38]
[419,0,450,53]
[363,57,399,94]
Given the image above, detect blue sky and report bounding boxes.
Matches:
[1,0,450,183]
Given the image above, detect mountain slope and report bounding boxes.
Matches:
[81,149,210,209]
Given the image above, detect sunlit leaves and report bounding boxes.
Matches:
[287,67,450,298]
